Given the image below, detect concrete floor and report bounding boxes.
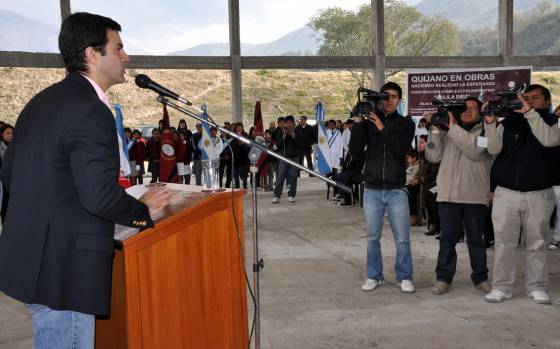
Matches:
[1,177,559,348]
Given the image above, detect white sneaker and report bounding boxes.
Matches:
[547,239,560,250]
[485,288,512,303]
[528,290,551,304]
[361,278,384,291]
[288,196,295,203]
[399,280,415,293]
[332,194,344,201]
[272,197,279,204]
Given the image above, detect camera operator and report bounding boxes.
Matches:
[272,115,303,203]
[483,84,560,304]
[425,97,493,296]
[349,82,416,293]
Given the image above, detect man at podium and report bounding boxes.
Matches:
[0,12,169,349]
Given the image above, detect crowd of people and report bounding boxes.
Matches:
[119,80,560,303]
[116,82,560,292]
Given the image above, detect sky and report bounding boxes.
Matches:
[1,0,424,54]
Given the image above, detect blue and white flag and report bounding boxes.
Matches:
[478,85,485,102]
[315,101,332,176]
[200,104,215,160]
[113,103,131,176]
[397,100,405,115]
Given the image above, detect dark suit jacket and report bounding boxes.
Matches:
[0,73,153,315]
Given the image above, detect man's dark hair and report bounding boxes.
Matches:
[265,129,272,135]
[346,119,354,125]
[406,149,419,160]
[327,119,336,125]
[525,84,551,102]
[464,96,482,110]
[381,81,403,99]
[277,116,286,123]
[419,134,428,142]
[285,115,295,123]
[59,12,121,73]
[124,127,132,134]
[300,115,307,121]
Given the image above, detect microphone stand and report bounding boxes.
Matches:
[156,95,352,349]
[248,160,262,348]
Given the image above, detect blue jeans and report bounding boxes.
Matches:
[363,188,413,282]
[25,303,95,349]
[273,157,299,198]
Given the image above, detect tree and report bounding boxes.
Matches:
[458,0,560,56]
[310,0,460,87]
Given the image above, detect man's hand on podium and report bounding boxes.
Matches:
[140,188,172,219]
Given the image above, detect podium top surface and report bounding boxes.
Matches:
[114,184,245,244]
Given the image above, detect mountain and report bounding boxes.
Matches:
[168,25,321,56]
[415,0,560,28]
[0,9,150,54]
[0,9,59,52]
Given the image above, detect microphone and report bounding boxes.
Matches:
[135,74,192,106]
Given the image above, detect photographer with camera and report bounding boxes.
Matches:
[349,82,416,293]
[483,84,560,304]
[425,97,493,296]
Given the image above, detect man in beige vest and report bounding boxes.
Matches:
[426,97,493,295]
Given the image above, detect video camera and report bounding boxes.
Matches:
[485,88,524,118]
[354,87,389,117]
[430,99,467,126]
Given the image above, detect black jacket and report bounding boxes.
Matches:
[491,109,559,191]
[232,132,250,166]
[349,113,415,189]
[191,132,202,160]
[0,73,152,315]
[295,124,316,150]
[276,128,303,158]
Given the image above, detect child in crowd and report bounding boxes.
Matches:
[406,149,420,226]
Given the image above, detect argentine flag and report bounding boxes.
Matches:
[315,101,332,176]
[397,100,405,115]
[113,103,131,176]
[478,85,485,102]
[200,104,215,160]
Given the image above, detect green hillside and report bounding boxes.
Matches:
[0,68,558,129]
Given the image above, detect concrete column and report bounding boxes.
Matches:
[498,0,513,66]
[371,0,385,90]
[228,0,243,124]
[60,0,71,20]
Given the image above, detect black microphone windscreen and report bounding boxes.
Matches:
[135,74,151,89]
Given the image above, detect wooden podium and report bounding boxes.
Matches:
[95,189,249,349]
